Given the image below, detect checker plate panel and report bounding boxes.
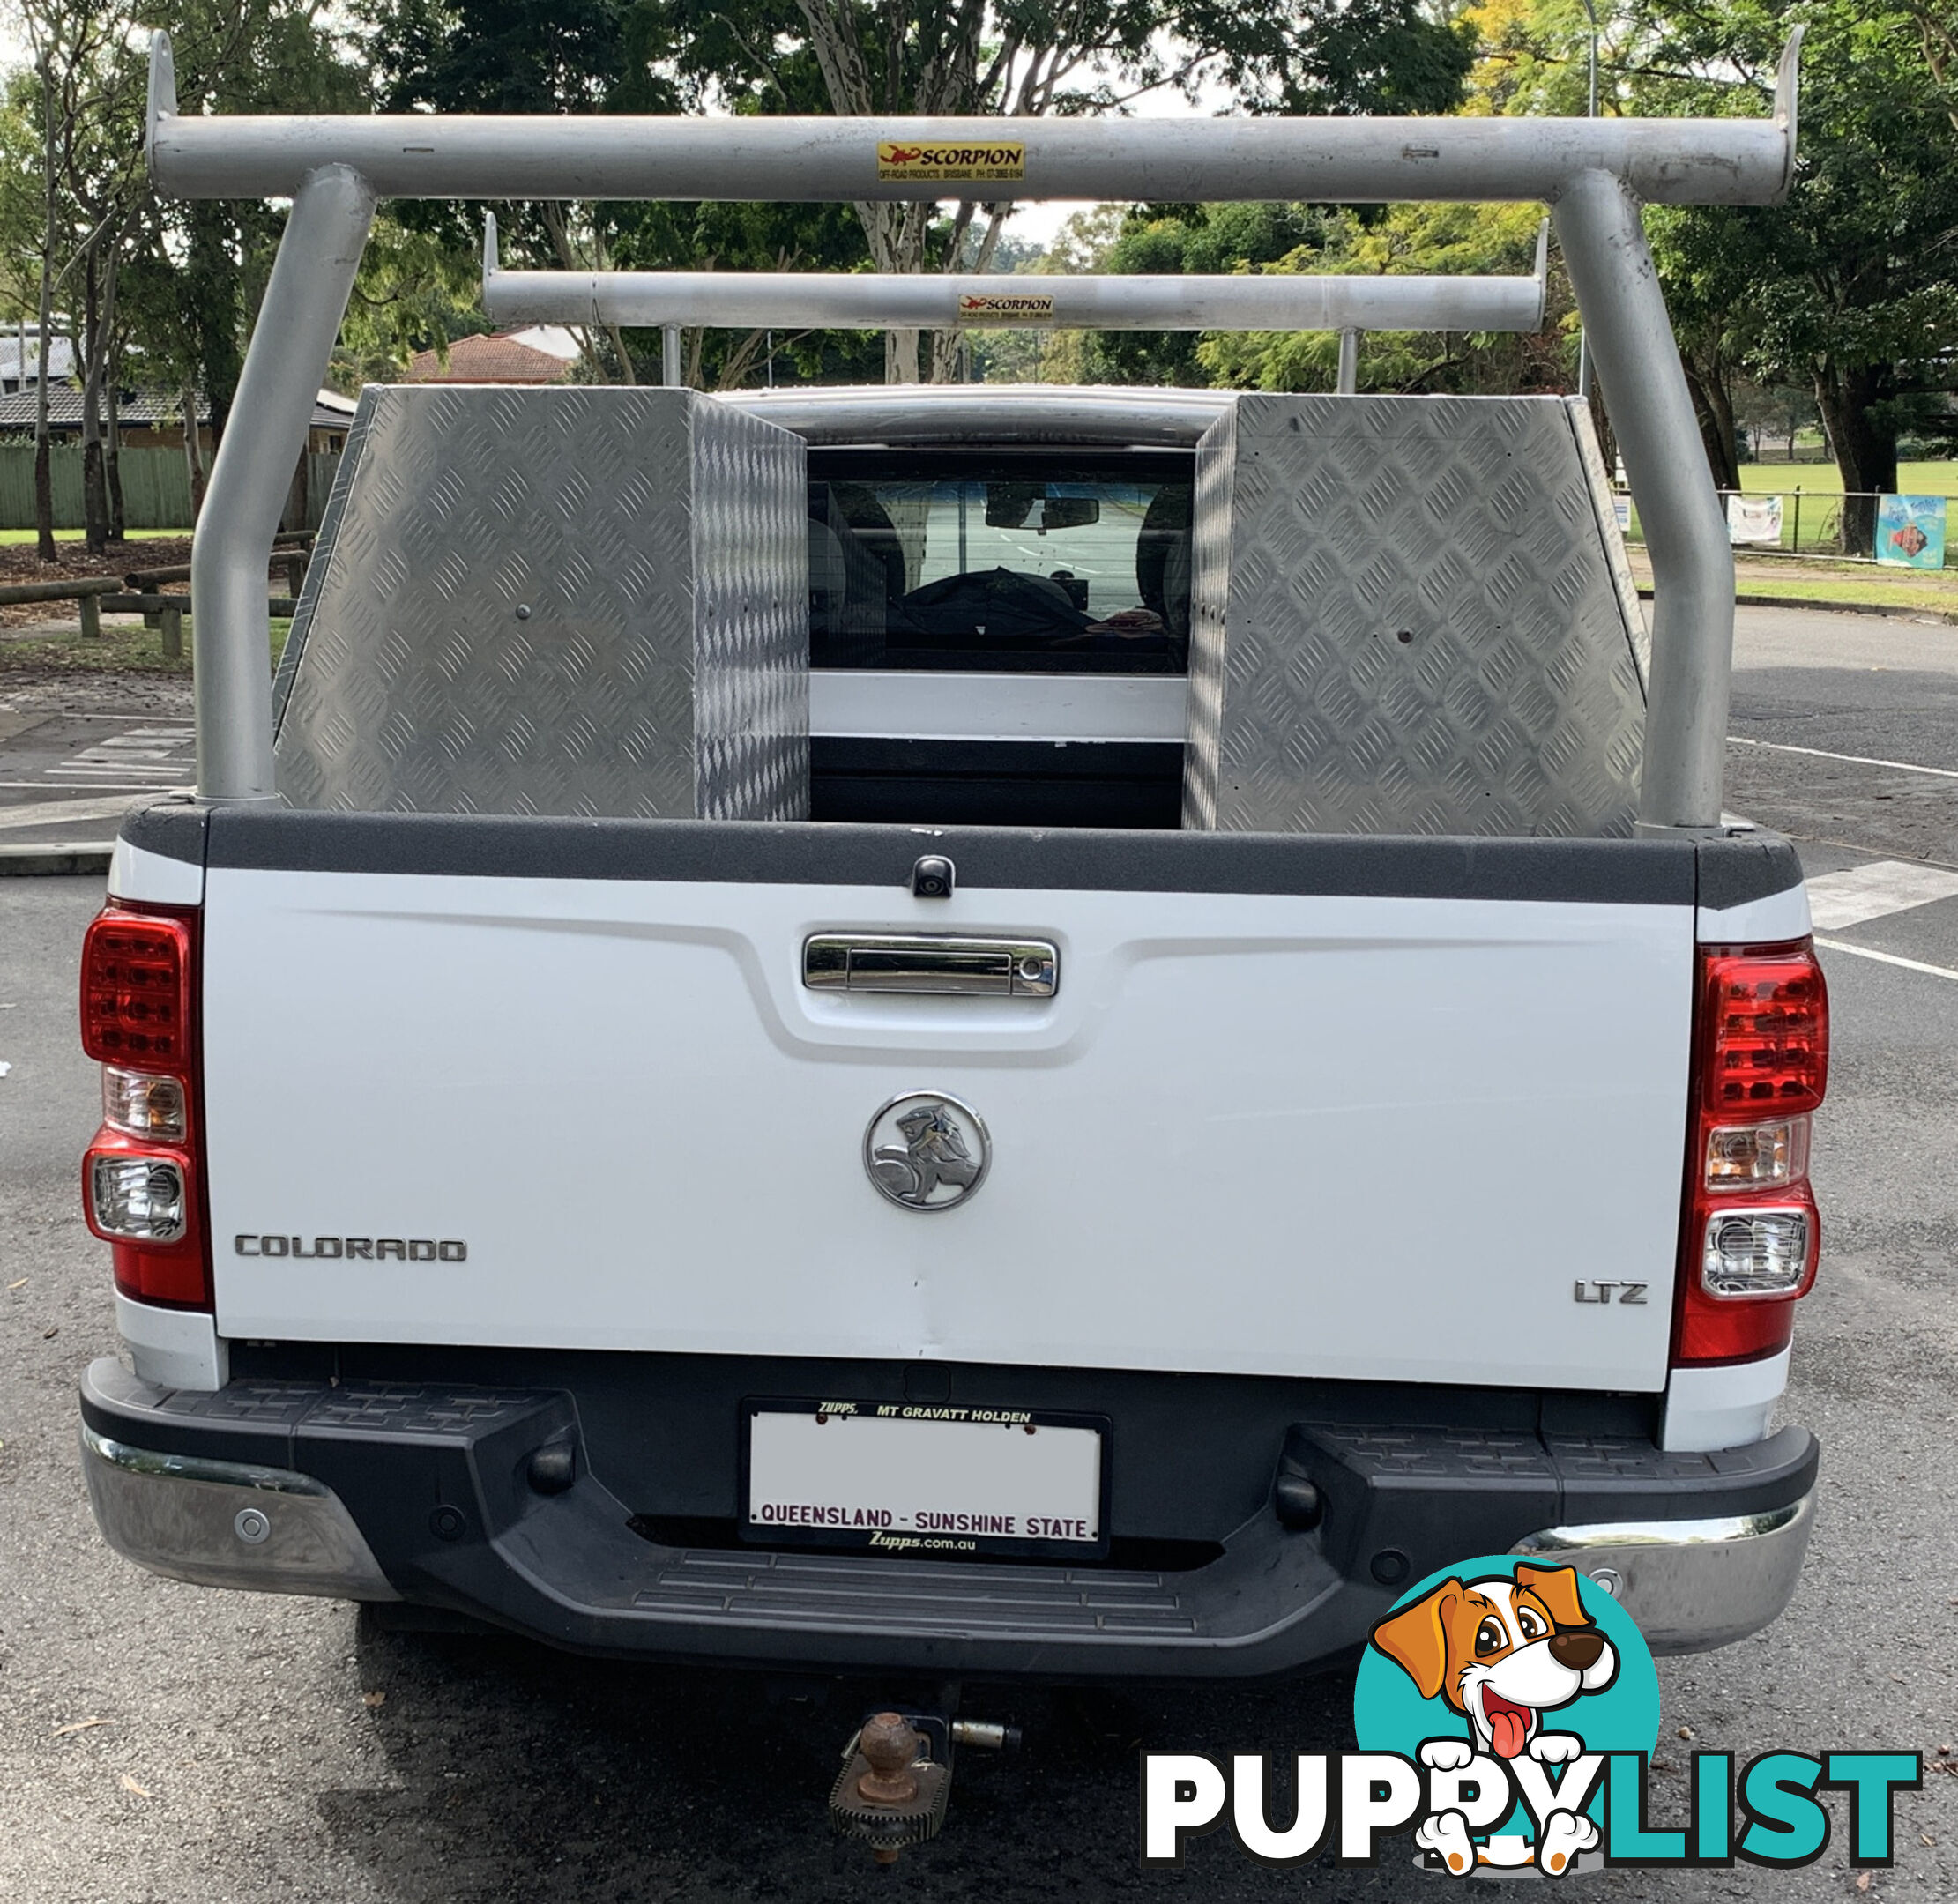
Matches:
[274,384,807,820]
[1184,393,1646,838]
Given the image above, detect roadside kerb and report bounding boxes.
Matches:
[1635,586,1958,627]
[0,838,112,874]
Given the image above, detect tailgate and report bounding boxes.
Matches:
[199,819,1696,1392]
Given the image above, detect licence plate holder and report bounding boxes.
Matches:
[741,1399,1109,1559]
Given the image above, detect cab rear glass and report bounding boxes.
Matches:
[808,450,1193,674]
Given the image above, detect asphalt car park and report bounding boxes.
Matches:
[4,605,1958,1900]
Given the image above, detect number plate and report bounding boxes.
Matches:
[742,1400,1107,1558]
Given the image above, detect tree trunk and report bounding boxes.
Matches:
[1814,362,1896,557]
[540,203,637,381]
[106,378,125,541]
[80,253,109,555]
[182,384,207,520]
[927,203,1012,383]
[856,203,934,384]
[188,203,242,448]
[34,56,56,562]
[103,247,125,541]
[1682,352,1741,493]
[286,441,309,533]
[1588,382,1618,495]
[885,328,921,383]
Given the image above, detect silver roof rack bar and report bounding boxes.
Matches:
[480,214,1549,336]
[146,33,1799,208]
[159,24,1801,828]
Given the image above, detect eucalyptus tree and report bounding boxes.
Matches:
[369,0,1475,382]
[1471,0,1958,553]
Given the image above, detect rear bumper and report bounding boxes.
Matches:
[79,1356,1816,1677]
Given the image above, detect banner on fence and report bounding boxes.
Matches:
[1725,493,1784,546]
[1612,495,1632,533]
[1876,494,1947,569]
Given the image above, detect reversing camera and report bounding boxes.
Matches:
[912,855,955,900]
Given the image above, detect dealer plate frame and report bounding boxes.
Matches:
[740,1397,1113,1561]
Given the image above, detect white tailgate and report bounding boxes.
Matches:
[202,867,1694,1390]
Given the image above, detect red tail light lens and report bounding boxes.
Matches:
[1675,941,1828,1365]
[1701,949,1828,1116]
[82,910,194,1067]
[78,901,209,1309]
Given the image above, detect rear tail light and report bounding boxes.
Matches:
[1701,1207,1813,1298]
[102,1066,189,1141]
[1702,948,1828,1114]
[79,903,209,1308]
[1704,1115,1809,1190]
[1674,941,1828,1365]
[81,911,193,1066]
[89,1151,190,1243]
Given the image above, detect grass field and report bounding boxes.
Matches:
[1623,462,1958,562]
[0,527,182,545]
[0,617,289,673]
[1736,460,1958,496]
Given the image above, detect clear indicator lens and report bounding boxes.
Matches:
[1702,1209,1812,1298]
[1705,1116,1810,1190]
[102,1067,188,1142]
[88,1155,188,1243]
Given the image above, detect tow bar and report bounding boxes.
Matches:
[829,1706,1022,1864]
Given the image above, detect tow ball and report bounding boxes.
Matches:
[829,1708,1022,1864]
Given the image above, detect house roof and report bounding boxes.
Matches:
[0,334,78,383]
[404,331,573,384]
[0,388,355,434]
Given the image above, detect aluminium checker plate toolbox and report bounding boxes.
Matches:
[273,383,809,822]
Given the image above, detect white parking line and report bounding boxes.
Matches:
[1814,936,1958,984]
[1728,735,1958,780]
[0,793,161,829]
[1804,860,1958,930]
[0,779,183,792]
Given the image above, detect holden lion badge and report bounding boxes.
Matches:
[864,1093,990,1211]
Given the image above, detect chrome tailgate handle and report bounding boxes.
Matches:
[803,934,1057,998]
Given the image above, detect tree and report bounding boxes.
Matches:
[366,0,882,385]
[1636,2,1958,551]
[1194,201,1561,395]
[1084,203,1329,386]
[369,0,1476,383]
[0,2,369,549]
[4,1,142,557]
[1478,1,1958,552]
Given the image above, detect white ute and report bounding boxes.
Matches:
[82,30,1822,1727]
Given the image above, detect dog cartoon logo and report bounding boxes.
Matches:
[1353,1556,1659,1879]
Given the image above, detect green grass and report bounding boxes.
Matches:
[1730,576,1958,614]
[1621,462,1958,560]
[0,527,185,545]
[1736,461,1958,497]
[0,616,289,674]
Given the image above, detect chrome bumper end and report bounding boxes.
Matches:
[1512,1489,1813,1655]
[80,1423,399,1601]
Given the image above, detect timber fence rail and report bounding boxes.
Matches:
[0,574,123,638]
[0,535,312,659]
[128,532,311,597]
